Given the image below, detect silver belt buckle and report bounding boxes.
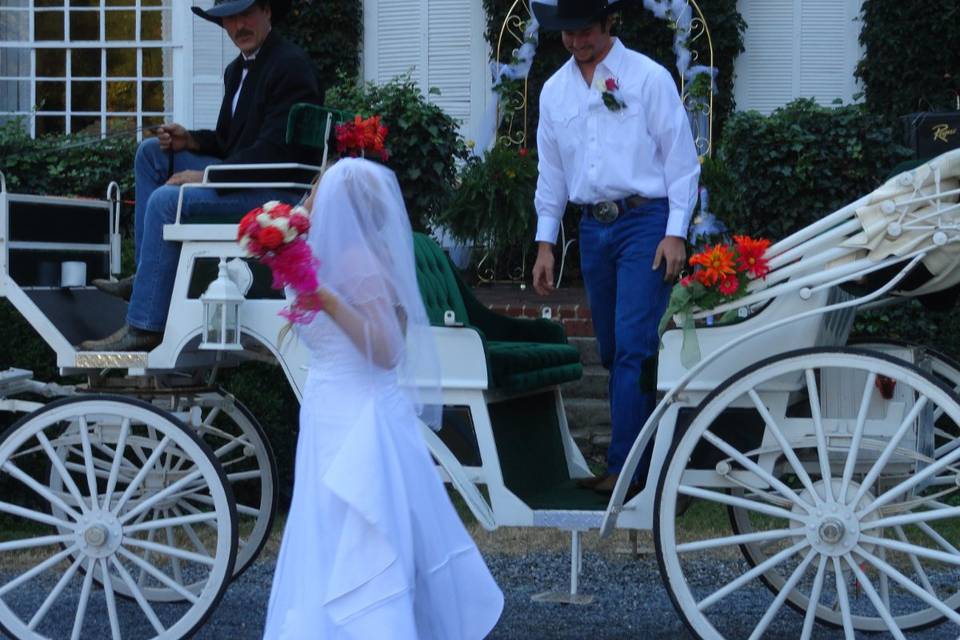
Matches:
[594,200,619,223]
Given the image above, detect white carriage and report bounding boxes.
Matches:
[1,110,960,639]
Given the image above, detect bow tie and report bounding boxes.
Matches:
[241,58,255,70]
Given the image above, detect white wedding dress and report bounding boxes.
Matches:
[262,311,504,639]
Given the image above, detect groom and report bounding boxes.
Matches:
[81,0,322,351]
[531,0,701,493]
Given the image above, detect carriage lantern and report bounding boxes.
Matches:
[200,258,244,351]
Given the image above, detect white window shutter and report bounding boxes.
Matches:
[427,0,473,125]
[367,0,425,86]
[733,0,797,114]
[735,0,865,114]
[186,0,237,129]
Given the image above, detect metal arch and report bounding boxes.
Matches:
[679,0,716,158]
[495,0,533,150]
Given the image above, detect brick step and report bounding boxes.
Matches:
[568,336,601,366]
[564,397,611,433]
[562,365,608,399]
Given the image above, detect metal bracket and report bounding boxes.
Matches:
[531,530,595,605]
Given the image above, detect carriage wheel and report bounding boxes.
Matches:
[730,340,960,629]
[49,389,277,602]
[655,348,960,639]
[0,396,237,640]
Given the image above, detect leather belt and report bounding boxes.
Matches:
[581,195,651,223]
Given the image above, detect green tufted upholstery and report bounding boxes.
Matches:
[413,233,582,393]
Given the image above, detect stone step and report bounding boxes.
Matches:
[562,365,608,400]
[569,336,601,366]
[564,397,611,433]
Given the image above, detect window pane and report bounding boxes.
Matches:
[71,114,100,135]
[36,80,65,109]
[69,9,98,41]
[140,9,169,41]
[0,79,29,110]
[105,10,134,40]
[0,1,30,8]
[106,0,137,5]
[71,47,100,76]
[140,0,170,6]
[142,114,165,133]
[35,48,65,76]
[142,80,170,112]
[70,79,100,110]
[106,80,135,111]
[142,47,168,77]
[107,115,135,133]
[69,0,98,6]
[0,9,29,41]
[36,115,65,136]
[34,0,63,7]
[0,47,29,75]
[34,10,64,40]
[106,47,135,77]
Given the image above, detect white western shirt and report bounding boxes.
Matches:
[534,38,701,244]
[231,51,259,116]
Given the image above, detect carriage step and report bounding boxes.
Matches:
[568,337,601,366]
[566,397,611,433]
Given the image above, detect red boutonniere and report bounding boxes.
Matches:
[598,76,627,112]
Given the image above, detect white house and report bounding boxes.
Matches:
[0,0,864,141]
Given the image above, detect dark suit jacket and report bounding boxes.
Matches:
[190,31,322,165]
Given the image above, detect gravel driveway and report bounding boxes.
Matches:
[3,536,960,639]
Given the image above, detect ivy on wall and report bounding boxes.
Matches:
[481,0,745,140]
[856,0,960,121]
[279,0,363,97]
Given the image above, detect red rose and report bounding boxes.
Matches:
[289,213,310,234]
[680,275,693,287]
[258,226,285,251]
[519,147,529,158]
[237,211,260,240]
[605,78,617,92]
[268,203,293,219]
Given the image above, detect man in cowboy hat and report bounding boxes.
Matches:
[82,0,322,351]
[531,0,700,494]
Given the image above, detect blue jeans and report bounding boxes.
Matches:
[579,199,672,481]
[128,138,299,332]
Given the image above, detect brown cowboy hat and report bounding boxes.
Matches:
[532,0,629,32]
[191,0,291,26]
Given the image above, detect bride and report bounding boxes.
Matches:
[262,156,504,639]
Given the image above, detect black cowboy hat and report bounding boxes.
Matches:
[191,0,291,26]
[532,0,628,32]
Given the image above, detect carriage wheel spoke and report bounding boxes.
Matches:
[137,523,157,586]
[36,431,87,515]
[878,545,891,609]
[702,430,814,512]
[917,521,960,555]
[118,547,200,604]
[112,435,171,515]
[893,526,937,597]
[77,417,99,510]
[677,528,796,554]
[800,555,829,640]
[0,545,78,597]
[124,510,219,535]
[28,554,84,630]
[698,540,809,611]
[747,390,821,501]
[123,536,217,566]
[857,544,960,625]
[178,498,223,533]
[863,444,960,517]
[101,419,131,511]
[862,505,960,532]
[832,557,857,639]
[749,549,817,640]
[805,369,835,502]
[0,534,75,553]
[935,435,960,458]
[225,469,261,482]
[100,558,122,640]
[111,556,166,634]
[70,559,96,640]
[0,500,73,529]
[2,461,83,522]
[120,468,202,525]
[851,396,929,507]
[861,533,960,566]
[844,553,908,640]
[681,485,797,521]
[840,372,877,498]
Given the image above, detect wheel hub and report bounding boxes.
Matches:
[818,518,845,545]
[791,478,879,557]
[75,511,123,559]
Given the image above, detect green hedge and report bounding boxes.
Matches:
[482,0,746,141]
[705,99,912,242]
[856,0,960,121]
[279,0,362,97]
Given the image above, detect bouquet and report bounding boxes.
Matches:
[660,235,771,365]
[237,200,323,324]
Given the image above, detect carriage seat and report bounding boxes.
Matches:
[413,233,582,394]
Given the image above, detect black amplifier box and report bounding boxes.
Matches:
[901,111,960,159]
